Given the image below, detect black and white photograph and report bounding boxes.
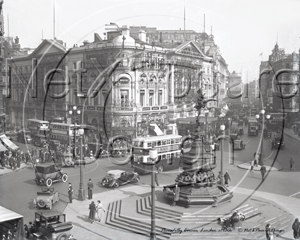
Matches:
[0,0,300,239]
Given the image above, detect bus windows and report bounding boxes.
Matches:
[166,140,171,145]
[147,142,152,148]
[139,141,144,147]
[152,141,157,147]
[170,139,174,144]
[162,140,166,145]
[157,141,161,146]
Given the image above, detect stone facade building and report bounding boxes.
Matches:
[6,24,229,143]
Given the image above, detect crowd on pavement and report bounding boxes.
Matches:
[0,139,98,171]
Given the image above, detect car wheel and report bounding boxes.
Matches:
[62,173,68,183]
[37,199,46,208]
[114,181,119,188]
[46,178,53,187]
[101,179,107,186]
[157,165,164,173]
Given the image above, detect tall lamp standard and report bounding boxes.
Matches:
[256,109,270,166]
[143,149,158,240]
[204,108,209,141]
[219,124,226,185]
[69,106,86,201]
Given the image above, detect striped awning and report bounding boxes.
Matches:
[0,135,19,150]
[0,142,7,152]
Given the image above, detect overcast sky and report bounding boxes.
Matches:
[4,0,300,81]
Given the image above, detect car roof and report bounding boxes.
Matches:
[107,170,125,175]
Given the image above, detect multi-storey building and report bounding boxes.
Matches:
[6,24,229,143]
[259,43,299,122]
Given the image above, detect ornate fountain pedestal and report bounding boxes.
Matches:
[163,132,233,207]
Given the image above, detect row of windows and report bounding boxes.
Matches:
[133,137,181,148]
[50,125,69,130]
[135,151,181,165]
[51,134,68,141]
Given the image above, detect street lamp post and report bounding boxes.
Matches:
[204,108,209,141]
[220,124,225,185]
[69,106,86,201]
[256,110,270,166]
[146,149,158,240]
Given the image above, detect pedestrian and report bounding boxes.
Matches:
[265,223,272,240]
[292,218,300,239]
[171,183,180,207]
[253,156,258,167]
[224,171,231,187]
[154,170,159,186]
[260,165,267,181]
[96,200,106,222]
[87,179,94,199]
[68,183,73,203]
[250,160,254,172]
[290,157,295,170]
[88,201,96,223]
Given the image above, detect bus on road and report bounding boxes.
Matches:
[28,119,50,146]
[248,117,259,136]
[132,134,182,174]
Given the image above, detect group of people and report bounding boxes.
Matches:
[0,149,32,170]
[67,179,106,224]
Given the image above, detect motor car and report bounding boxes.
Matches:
[271,137,285,150]
[101,170,140,188]
[35,163,68,187]
[34,186,59,209]
[24,211,73,240]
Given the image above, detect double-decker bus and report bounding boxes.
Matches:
[49,122,102,157]
[248,116,259,136]
[132,134,182,174]
[266,113,287,131]
[28,119,50,146]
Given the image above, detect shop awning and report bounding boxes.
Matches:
[0,135,19,150]
[0,142,7,152]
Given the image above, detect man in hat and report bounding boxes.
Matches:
[87,179,94,199]
[68,183,73,203]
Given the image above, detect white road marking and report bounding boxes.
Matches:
[245,139,252,144]
[289,192,300,197]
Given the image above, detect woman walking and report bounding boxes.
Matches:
[96,200,106,222]
[88,201,96,223]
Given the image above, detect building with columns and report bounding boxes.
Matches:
[6,24,230,143]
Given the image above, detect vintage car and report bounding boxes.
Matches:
[230,134,245,150]
[35,163,68,187]
[101,170,140,188]
[24,211,73,240]
[271,137,285,150]
[34,187,59,209]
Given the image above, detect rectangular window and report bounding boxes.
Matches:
[120,89,129,106]
[162,140,166,145]
[140,90,145,106]
[158,90,162,105]
[149,90,154,106]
